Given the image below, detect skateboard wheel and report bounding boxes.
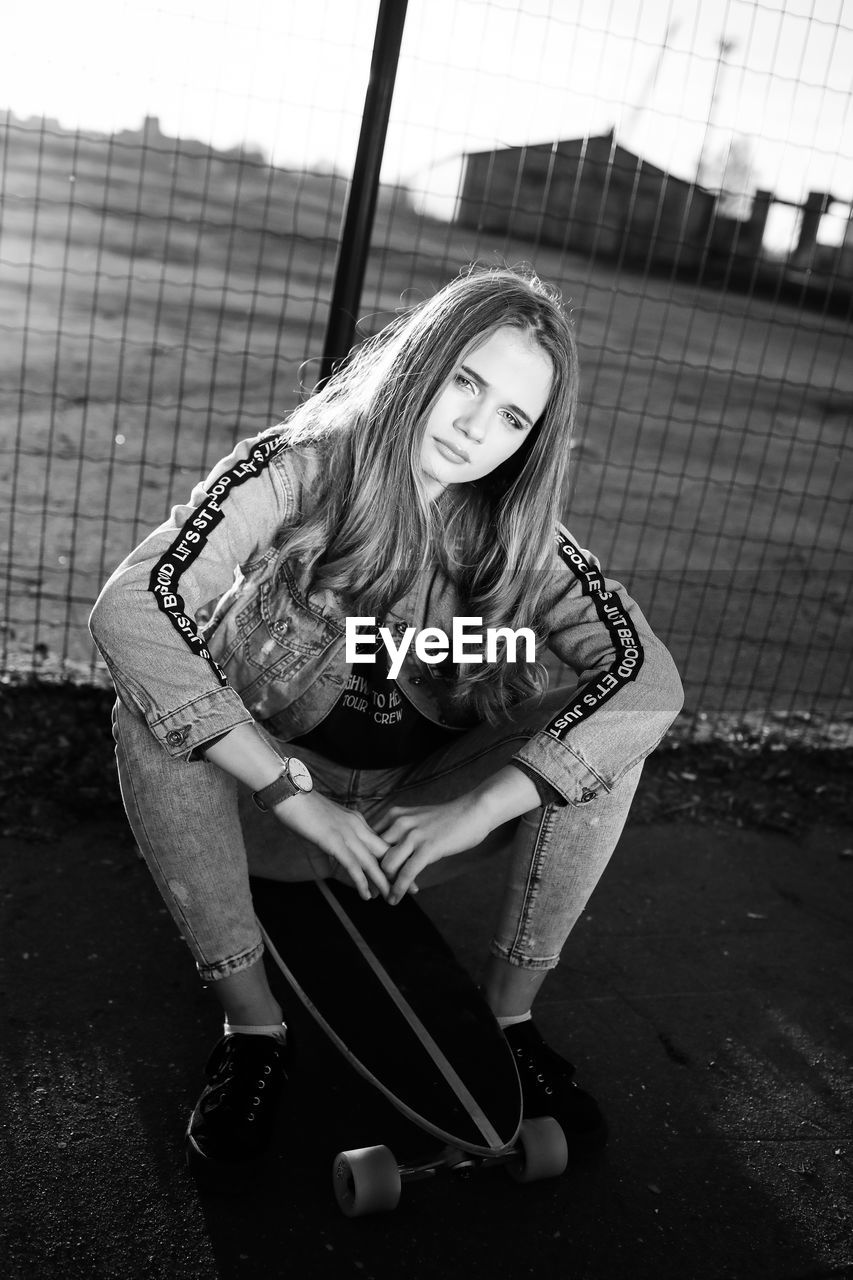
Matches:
[508,1117,569,1183]
[332,1146,402,1217]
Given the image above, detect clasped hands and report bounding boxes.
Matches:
[274,787,492,906]
[374,794,493,904]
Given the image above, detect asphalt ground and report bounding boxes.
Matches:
[1,688,851,1279]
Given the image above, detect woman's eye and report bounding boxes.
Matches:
[501,409,525,431]
[454,372,475,391]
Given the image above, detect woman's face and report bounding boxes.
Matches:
[418,326,554,500]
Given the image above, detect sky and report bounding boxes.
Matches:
[4,0,852,249]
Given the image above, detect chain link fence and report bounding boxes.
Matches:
[1,0,851,741]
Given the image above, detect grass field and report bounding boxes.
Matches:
[1,119,851,733]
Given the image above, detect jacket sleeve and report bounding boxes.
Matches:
[511,524,684,806]
[89,431,293,759]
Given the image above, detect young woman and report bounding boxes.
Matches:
[90,265,683,1177]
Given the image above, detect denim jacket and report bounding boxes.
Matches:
[89,430,683,808]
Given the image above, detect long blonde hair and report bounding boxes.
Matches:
[268,264,579,723]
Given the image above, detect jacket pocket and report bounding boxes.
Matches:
[232,578,337,693]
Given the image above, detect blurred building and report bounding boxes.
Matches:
[457,131,777,278]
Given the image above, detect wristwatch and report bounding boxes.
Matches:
[252,757,314,811]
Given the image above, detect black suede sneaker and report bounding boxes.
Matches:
[185,1032,289,1179]
[503,1019,607,1149]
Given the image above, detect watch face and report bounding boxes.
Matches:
[288,758,313,792]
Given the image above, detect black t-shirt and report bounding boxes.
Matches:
[290,635,459,769]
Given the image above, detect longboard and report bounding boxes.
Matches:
[250,876,568,1215]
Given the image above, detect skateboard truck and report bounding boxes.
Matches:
[333,1116,569,1217]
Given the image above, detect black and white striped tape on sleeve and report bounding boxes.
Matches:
[147,435,288,687]
[544,528,645,741]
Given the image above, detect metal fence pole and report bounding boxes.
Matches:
[319,0,408,384]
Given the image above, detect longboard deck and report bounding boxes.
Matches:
[250,877,522,1156]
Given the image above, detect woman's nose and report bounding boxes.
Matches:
[454,403,486,440]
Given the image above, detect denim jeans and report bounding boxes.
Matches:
[112,687,643,984]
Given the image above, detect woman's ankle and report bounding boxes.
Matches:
[210,959,283,1027]
[481,954,548,1020]
[220,1002,284,1027]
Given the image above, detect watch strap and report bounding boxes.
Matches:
[252,767,300,812]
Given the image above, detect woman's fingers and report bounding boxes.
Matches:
[380,832,437,904]
[375,816,420,848]
[373,811,391,837]
[360,822,393,860]
[387,850,430,905]
[373,805,420,839]
[380,828,424,876]
[359,850,392,899]
[333,836,391,901]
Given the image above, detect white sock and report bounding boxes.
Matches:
[224,1020,287,1043]
[496,1011,533,1030]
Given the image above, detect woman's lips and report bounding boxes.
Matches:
[433,437,469,464]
